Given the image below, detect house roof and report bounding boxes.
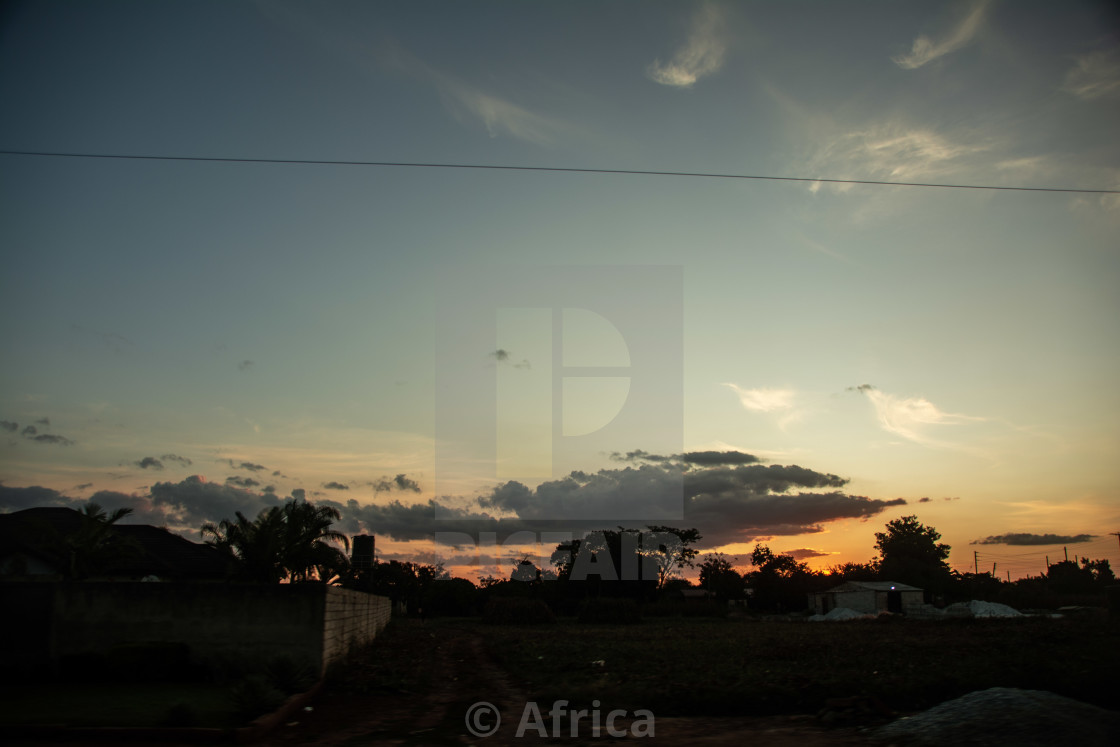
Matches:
[818,581,923,594]
[0,507,229,580]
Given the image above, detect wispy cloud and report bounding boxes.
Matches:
[381,43,571,147]
[892,0,990,70]
[851,384,985,449]
[1061,49,1120,101]
[809,122,988,183]
[723,385,795,413]
[647,4,727,88]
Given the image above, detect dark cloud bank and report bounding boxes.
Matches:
[972,533,1095,546]
[0,451,906,549]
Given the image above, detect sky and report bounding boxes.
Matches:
[2,0,1119,582]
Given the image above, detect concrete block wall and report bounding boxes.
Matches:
[322,587,392,673]
[0,582,390,678]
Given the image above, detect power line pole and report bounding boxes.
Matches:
[974,550,979,576]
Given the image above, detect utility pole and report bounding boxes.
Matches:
[1006,570,1010,583]
[974,550,979,576]
[1064,546,1069,563]
[992,562,997,576]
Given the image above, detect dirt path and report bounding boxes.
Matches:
[263,625,871,746]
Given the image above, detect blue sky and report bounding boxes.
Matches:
[2,1,1118,579]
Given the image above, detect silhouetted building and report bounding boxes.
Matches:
[352,534,375,571]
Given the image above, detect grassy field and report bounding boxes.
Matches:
[342,612,1118,719]
[486,614,1118,716]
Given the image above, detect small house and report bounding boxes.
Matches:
[808,581,923,616]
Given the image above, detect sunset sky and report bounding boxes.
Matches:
[2,1,1118,582]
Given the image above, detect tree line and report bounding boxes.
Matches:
[194,503,1115,615]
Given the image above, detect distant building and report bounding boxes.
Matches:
[808,581,924,615]
[351,534,375,571]
[0,506,230,581]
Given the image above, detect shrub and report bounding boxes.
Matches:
[230,673,286,721]
[266,654,318,695]
[483,597,555,625]
[578,597,641,624]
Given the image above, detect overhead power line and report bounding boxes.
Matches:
[2,149,1118,194]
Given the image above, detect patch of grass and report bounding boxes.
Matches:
[484,615,1120,717]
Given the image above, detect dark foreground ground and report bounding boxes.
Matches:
[5,612,1116,745]
[266,612,1117,745]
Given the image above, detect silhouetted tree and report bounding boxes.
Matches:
[744,544,818,611]
[698,553,745,599]
[825,561,879,582]
[874,515,952,593]
[201,499,349,583]
[63,503,140,579]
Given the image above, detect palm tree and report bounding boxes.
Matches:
[65,503,139,579]
[281,500,350,583]
[202,500,350,583]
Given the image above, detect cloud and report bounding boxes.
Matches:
[611,450,760,467]
[680,451,761,466]
[491,349,531,369]
[371,474,422,493]
[238,360,253,372]
[149,476,285,530]
[21,425,37,437]
[892,0,990,70]
[0,421,16,433]
[783,548,834,560]
[236,461,268,472]
[34,417,50,426]
[161,454,192,467]
[1062,50,1120,101]
[1,451,907,555]
[809,124,989,184]
[134,457,164,470]
[477,457,903,547]
[647,4,727,88]
[322,481,350,491]
[971,533,1095,546]
[28,434,75,446]
[853,384,985,448]
[724,385,795,413]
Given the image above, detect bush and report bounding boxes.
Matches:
[483,597,556,625]
[578,597,641,624]
[266,654,318,695]
[230,673,286,721]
